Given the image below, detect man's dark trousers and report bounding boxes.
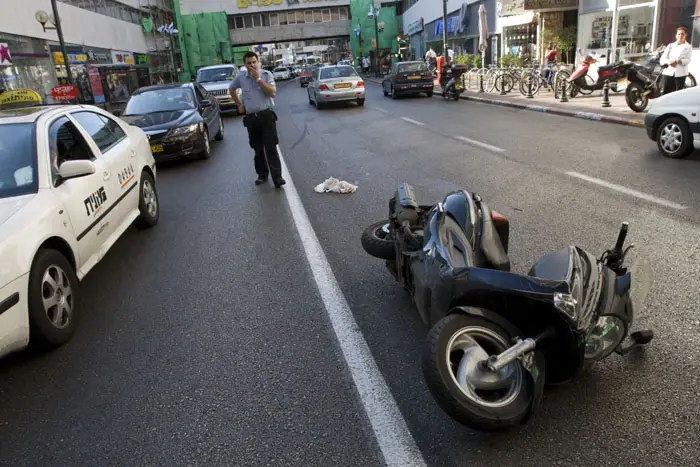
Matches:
[245,109,282,180]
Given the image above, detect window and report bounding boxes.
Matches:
[314,10,322,22]
[331,8,339,21]
[305,10,313,23]
[244,15,253,28]
[253,14,262,27]
[235,16,244,28]
[269,13,278,26]
[287,12,296,24]
[71,111,126,153]
[262,14,270,26]
[322,9,331,21]
[320,66,357,79]
[339,7,348,20]
[279,13,288,25]
[194,85,207,102]
[0,122,38,198]
[48,116,95,185]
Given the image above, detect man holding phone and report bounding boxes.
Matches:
[229,51,285,188]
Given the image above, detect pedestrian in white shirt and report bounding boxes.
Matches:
[660,26,693,95]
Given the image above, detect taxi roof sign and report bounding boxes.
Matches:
[0,88,44,109]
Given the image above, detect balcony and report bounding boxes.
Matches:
[230,19,351,45]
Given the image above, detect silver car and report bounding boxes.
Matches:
[195,64,243,114]
[307,65,366,109]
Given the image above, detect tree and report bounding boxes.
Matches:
[557,26,577,64]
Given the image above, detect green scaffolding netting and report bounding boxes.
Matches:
[180,11,235,77]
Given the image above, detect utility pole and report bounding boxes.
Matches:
[373,2,380,77]
[442,0,448,56]
[50,0,74,87]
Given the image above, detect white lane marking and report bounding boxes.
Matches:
[565,171,688,210]
[373,107,390,114]
[277,146,427,467]
[454,135,506,153]
[400,117,425,126]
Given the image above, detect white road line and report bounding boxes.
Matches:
[454,135,506,153]
[565,171,688,210]
[400,117,425,126]
[373,107,390,114]
[277,146,427,467]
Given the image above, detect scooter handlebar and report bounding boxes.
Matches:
[615,222,629,251]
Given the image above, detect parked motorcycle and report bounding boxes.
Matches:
[568,54,633,98]
[361,183,654,431]
[440,64,468,101]
[625,46,697,112]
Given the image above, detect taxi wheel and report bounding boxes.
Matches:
[357,98,365,106]
[27,249,80,350]
[135,171,159,229]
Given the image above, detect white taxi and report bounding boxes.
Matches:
[0,103,159,359]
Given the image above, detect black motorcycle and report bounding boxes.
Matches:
[361,183,654,431]
[625,46,697,112]
[439,64,468,101]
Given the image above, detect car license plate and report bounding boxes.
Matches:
[409,75,421,79]
[151,144,164,153]
[335,83,351,89]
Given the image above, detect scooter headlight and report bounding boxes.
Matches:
[553,269,583,323]
[584,315,626,360]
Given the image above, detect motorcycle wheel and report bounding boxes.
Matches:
[361,220,395,260]
[625,82,648,112]
[422,313,535,432]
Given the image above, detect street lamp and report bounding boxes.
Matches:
[368,4,381,77]
[35,0,74,87]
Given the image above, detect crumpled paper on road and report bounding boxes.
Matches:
[314,177,358,194]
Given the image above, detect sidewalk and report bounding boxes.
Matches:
[363,76,646,129]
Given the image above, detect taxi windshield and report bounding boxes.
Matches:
[0,123,38,199]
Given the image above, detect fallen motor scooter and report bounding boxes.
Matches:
[568,54,633,98]
[361,183,654,431]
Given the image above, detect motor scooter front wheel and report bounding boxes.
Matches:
[361,220,395,260]
[625,82,649,112]
[422,314,536,431]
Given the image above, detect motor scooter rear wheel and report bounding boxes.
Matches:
[422,313,536,431]
[361,220,395,260]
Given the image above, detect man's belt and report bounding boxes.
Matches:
[246,108,273,117]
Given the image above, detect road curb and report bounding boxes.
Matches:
[363,78,645,129]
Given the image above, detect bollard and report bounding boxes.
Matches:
[526,75,534,98]
[602,80,611,107]
[499,72,507,95]
[479,71,485,93]
[559,77,569,103]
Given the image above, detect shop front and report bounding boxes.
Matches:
[405,16,425,60]
[577,0,660,65]
[657,0,700,79]
[524,0,579,65]
[499,0,539,62]
[0,32,58,103]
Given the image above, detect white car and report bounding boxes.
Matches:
[196,64,243,114]
[273,67,291,80]
[0,104,159,359]
[644,85,700,158]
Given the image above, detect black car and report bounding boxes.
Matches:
[121,82,224,161]
[382,61,434,99]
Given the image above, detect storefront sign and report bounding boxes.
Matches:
[53,52,88,65]
[87,49,113,64]
[524,0,577,9]
[497,0,526,16]
[0,43,12,65]
[0,88,43,107]
[406,17,424,36]
[88,66,105,104]
[111,51,135,65]
[134,53,150,65]
[51,84,79,102]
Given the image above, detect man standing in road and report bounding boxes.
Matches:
[229,51,286,188]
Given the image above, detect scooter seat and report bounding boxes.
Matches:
[480,204,511,272]
[597,62,623,72]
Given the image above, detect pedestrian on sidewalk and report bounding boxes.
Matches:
[543,41,557,87]
[229,51,286,188]
[660,27,692,95]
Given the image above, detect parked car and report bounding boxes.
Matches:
[299,66,314,87]
[120,83,224,162]
[644,85,700,159]
[195,64,243,115]
[382,61,434,99]
[307,65,366,109]
[273,67,291,80]
[0,103,159,360]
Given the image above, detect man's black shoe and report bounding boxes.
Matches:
[255,176,268,185]
[273,178,286,188]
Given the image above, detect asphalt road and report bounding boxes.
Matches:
[1,78,698,467]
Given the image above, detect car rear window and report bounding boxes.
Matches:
[320,66,357,80]
[398,63,429,74]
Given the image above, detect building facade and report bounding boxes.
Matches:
[0,0,180,107]
[401,0,500,65]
